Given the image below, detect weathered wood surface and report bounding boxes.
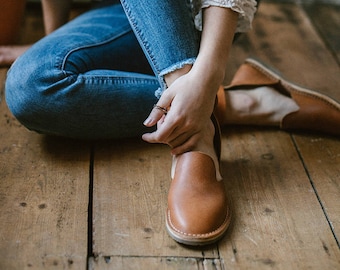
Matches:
[0,1,339,269]
[219,1,340,268]
[89,256,223,270]
[303,3,340,62]
[92,140,218,258]
[219,128,340,269]
[0,69,90,269]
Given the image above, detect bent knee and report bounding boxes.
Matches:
[5,57,67,132]
[5,69,43,131]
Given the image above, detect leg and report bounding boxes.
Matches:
[120,0,230,246]
[0,45,31,66]
[120,0,200,95]
[6,4,159,139]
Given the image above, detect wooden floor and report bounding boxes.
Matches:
[1,1,339,269]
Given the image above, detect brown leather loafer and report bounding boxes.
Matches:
[166,115,231,246]
[216,58,340,136]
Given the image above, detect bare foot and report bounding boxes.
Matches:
[0,44,31,66]
[224,86,299,126]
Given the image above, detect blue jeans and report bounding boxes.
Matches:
[5,1,200,139]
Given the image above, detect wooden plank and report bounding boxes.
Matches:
[0,69,90,268]
[218,2,340,269]
[92,140,219,258]
[293,135,340,242]
[282,6,340,237]
[218,128,340,269]
[225,2,340,101]
[302,3,340,62]
[239,1,340,242]
[228,0,340,240]
[90,256,223,270]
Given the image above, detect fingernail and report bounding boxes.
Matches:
[143,117,152,126]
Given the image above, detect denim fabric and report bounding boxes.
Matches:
[120,0,200,96]
[5,2,199,139]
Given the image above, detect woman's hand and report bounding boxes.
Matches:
[142,68,218,155]
[142,6,238,155]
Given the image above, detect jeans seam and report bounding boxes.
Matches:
[78,75,160,86]
[60,26,132,72]
[120,2,163,83]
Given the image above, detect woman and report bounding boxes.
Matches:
[6,0,340,245]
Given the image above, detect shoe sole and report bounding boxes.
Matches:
[165,209,231,246]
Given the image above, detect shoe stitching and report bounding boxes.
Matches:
[283,83,340,112]
[247,59,340,112]
[167,208,231,238]
[246,59,280,83]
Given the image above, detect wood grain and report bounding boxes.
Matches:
[1,1,340,269]
[0,69,90,269]
[92,139,219,258]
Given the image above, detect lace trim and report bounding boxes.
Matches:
[191,0,257,32]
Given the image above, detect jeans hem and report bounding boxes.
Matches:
[155,57,196,98]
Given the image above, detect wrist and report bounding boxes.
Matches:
[192,55,226,90]
[164,64,192,87]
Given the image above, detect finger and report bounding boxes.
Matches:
[157,114,166,127]
[143,105,167,127]
[142,111,185,144]
[142,121,176,144]
[143,91,173,127]
[167,129,196,149]
[170,133,199,155]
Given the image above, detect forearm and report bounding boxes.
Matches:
[42,0,72,34]
[193,6,238,91]
[144,6,239,152]
[165,7,238,93]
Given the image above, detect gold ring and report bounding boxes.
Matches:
[153,104,168,115]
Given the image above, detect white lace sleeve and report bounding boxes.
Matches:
[191,0,257,33]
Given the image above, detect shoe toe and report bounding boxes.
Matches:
[166,152,230,245]
[281,82,340,136]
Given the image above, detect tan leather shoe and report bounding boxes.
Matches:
[166,115,231,246]
[216,58,340,136]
